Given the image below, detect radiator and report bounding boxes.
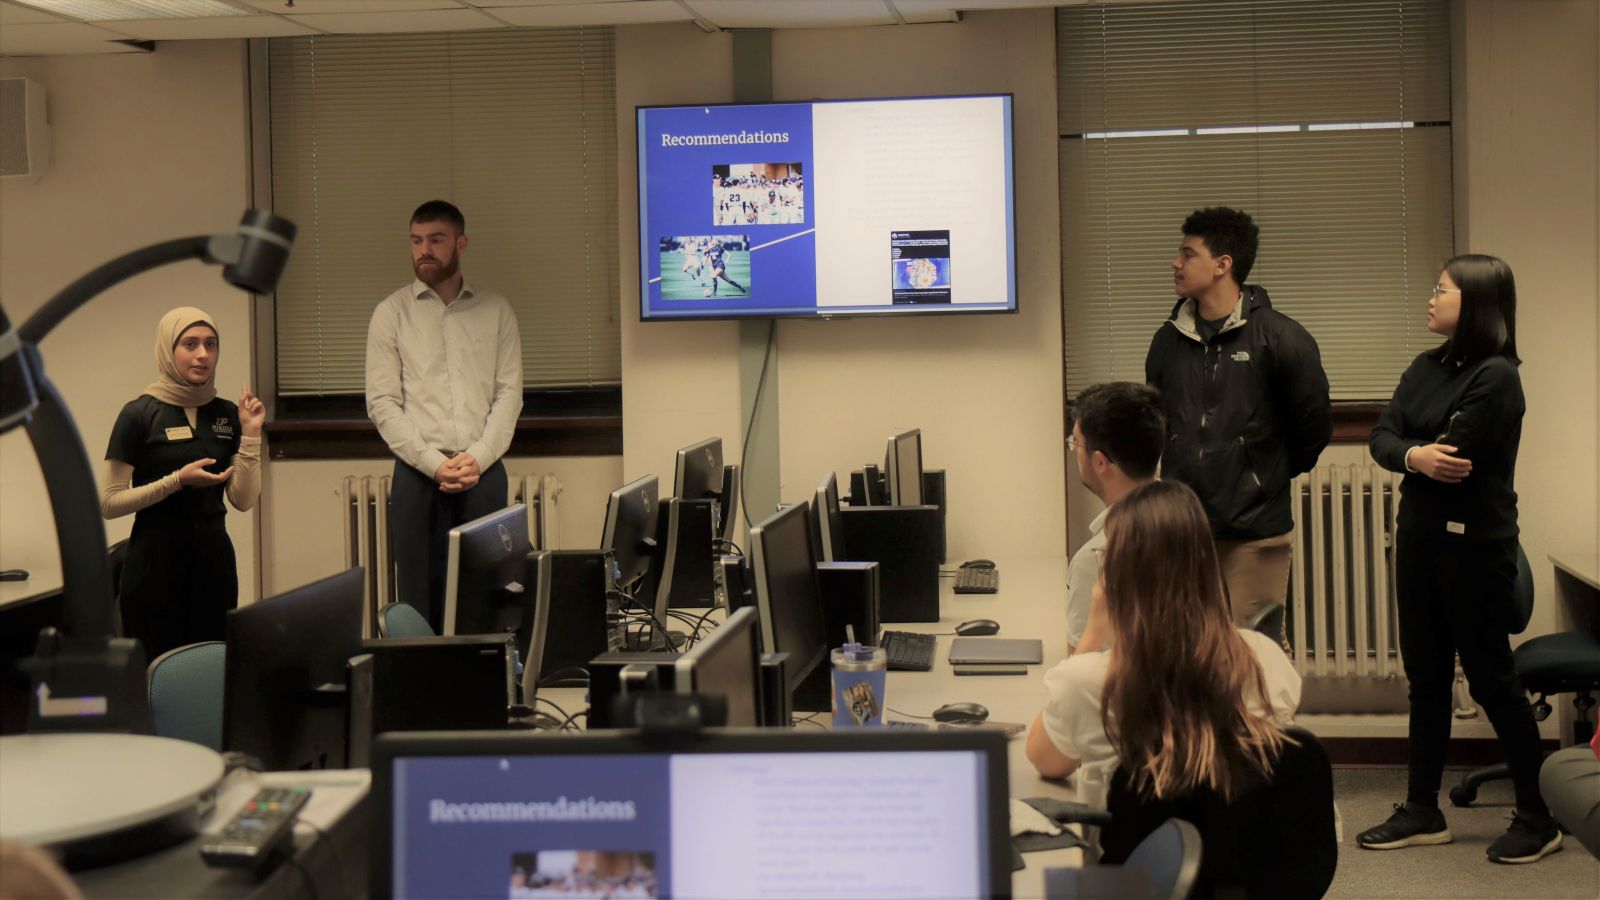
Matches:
[1288,464,1405,680]
[338,471,564,636]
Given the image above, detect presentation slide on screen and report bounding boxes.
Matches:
[638,96,1014,319]
[392,751,988,899]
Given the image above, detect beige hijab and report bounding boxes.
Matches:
[143,306,219,407]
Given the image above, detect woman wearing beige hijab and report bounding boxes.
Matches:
[102,307,264,660]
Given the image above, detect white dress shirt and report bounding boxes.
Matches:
[365,279,523,478]
[1065,505,1109,651]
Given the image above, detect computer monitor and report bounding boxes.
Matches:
[601,475,661,596]
[812,471,847,563]
[443,504,532,640]
[224,567,365,771]
[886,428,925,506]
[674,437,723,504]
[674,607,762,727]
[671,436,741,545]
[749,502,829,695]
[372,728,1011,900]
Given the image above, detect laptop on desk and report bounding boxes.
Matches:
[948,637,1044,666]
[371,728,1011,899]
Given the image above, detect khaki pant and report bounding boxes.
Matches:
[1215,531,1294,635]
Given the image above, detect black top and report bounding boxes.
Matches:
[107,395,241,526]
[1370,351,1523,541]
[1145,285,1333,540]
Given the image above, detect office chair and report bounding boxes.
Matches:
[1245,602,1286,642]
[1101,726,1337,900]
[1451,547,1600,806]
[1122,818,1203,900]
[146,641,226,751]
[379,602,436,639]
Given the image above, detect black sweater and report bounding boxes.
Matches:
[1370,351,1523,541]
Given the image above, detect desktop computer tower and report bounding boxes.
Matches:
[644,498,719,610]
[816,562,881,646]
[838,506,942,622]
[525,550,609,689]
[922,469,948,564]
[758,652,791,727]
[587,651,680,729]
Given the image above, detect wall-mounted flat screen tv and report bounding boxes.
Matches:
[637,94,1016,321]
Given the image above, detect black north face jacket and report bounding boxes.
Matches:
[1145,285,1332,540]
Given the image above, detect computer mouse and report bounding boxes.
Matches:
[955,618,1001,637]
[960,559,996,569]
[0,569,28,582]
[931,701,990,724]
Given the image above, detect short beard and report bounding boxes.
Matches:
[414,253,460,287]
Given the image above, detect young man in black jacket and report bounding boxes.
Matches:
[1145,207,1331,638]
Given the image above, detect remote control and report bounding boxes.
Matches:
[199,786,311,868]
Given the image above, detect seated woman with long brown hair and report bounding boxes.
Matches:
[1027,479,1301,783]
[1028,479,1334,898]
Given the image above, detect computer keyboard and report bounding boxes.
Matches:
[879,630,938,672]
[954,565,1000,594]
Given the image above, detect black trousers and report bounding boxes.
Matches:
[120,515,237,662]
[1396,528,1548,815]
[389,458,508,633]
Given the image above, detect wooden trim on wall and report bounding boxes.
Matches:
[265,387,622,460]
[1330,401,1386,444]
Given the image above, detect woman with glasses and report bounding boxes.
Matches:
[1358,255,1560,864]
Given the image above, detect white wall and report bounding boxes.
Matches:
[0,42,257,600]
[1455,0,1600,639]
[617,11,1069,566]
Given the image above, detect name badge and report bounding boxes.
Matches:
[1446,521,1466,535]
[164,426,194,441]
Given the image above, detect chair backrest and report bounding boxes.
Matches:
[380,602,437,639]
[1103,726,1337,900]
[1123,818,1203,900]
[1245,602,1285,642]
[146,641,227,751]
[1511,543,1535,635]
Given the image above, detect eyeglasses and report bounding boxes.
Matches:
[1067,436,1084,452]
[1430,285,1461,300]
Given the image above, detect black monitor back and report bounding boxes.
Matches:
[358,635,514,737]
[224,567,365,770]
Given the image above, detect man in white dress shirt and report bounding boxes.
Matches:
[366,200,523,630]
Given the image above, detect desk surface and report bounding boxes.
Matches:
[1550,552,1600,592]
[0,560,61,610]
[544,555,1081,898]
[72,768,369,899]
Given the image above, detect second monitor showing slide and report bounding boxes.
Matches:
[639,94,1015,320]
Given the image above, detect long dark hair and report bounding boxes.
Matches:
[1100,480,1290,801]
[1433,253,1520,366]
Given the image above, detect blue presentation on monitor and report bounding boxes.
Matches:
[392,750,990,898]
[637,95,1016,320]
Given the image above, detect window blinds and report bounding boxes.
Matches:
[1058,0,1453,400]
[268,28,620,395]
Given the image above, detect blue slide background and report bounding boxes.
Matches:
[395,755,673,899]
[639,103,817,317]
